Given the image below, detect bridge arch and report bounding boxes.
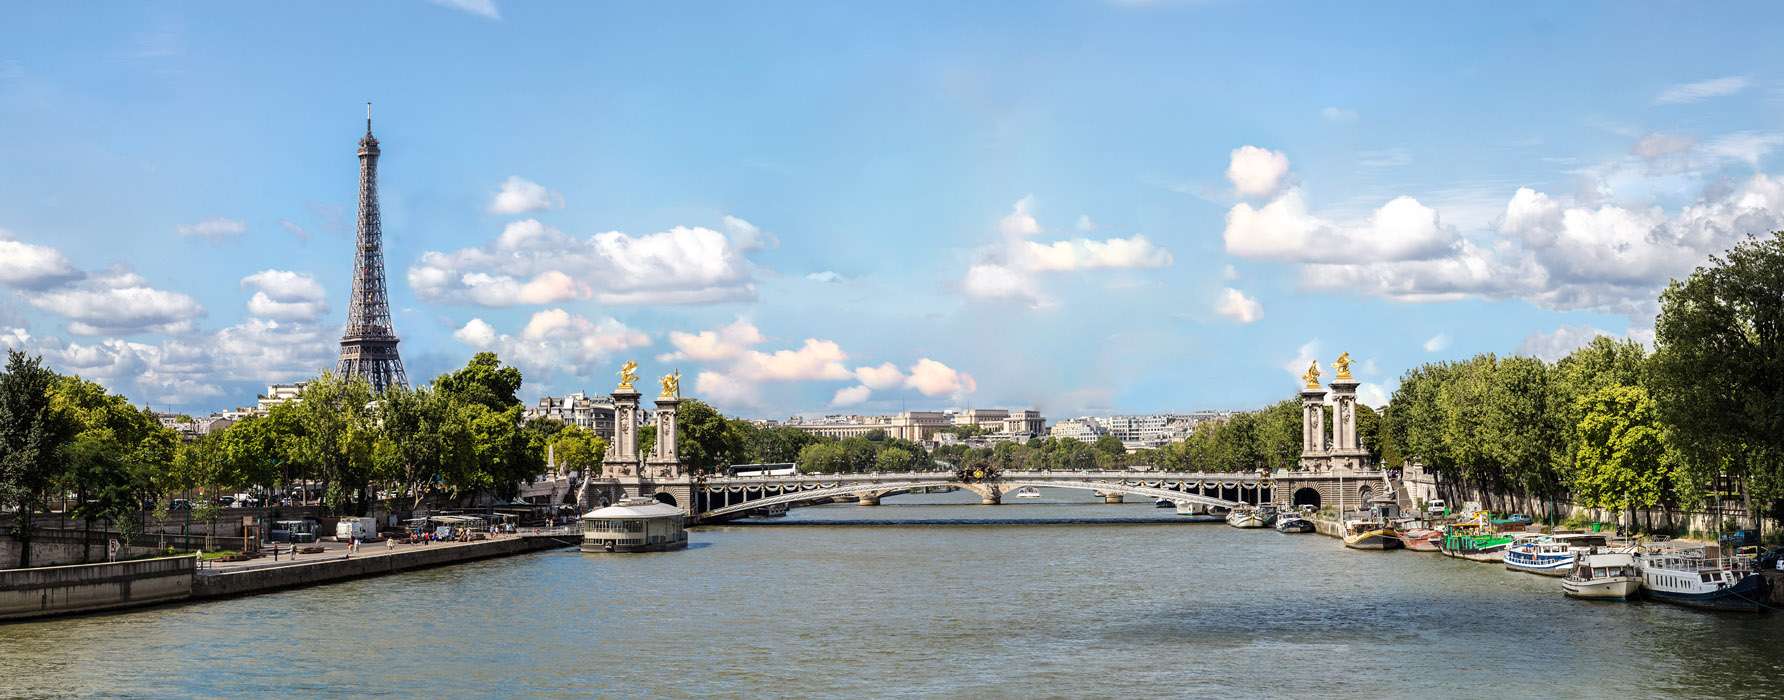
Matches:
[654,492,679,507]
[1291,487,1321,509]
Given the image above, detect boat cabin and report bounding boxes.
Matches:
[581,497,688,553]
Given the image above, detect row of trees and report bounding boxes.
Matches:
[1379,232,1784,532]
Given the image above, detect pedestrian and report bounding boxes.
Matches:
[386,537,394,552]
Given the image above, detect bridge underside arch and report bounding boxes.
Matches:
[1291,487,1321,509]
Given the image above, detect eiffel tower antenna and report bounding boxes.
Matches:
[337,104,409,393]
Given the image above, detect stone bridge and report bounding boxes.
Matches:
[687,469,1392,521]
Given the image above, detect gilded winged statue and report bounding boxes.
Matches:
[660,370,681,399]
[1303,360,1321,389]
[1334,351,1353,380]
[617,360,638,391]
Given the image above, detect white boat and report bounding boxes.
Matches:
[1561,549,1641,600]
[1226,506,1269,528]
[1636,544,1770,612]
[1154,498,1175,508]
[1012,487,1041,499]
[1504,533,1611,576]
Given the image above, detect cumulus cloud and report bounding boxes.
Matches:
[904,358,976,398]
[1213,287,1262,324]
[1282,339,1320,387]
[962,197,1174,307]
[240,270,327,321]
[1654,76,1748,105]
[409,217,766,306]
[853,362,906,390]
[1225,190,1455,263]
[831,385,872,407]
[657,318,764,363]
[28,269,204,335]
[1227,146,1291,198]
[451,309,650,378]
[1423,333,1450,353]
[487,176,561,215]
[0,231,82,289]
[1357,382,1390,408]
[176,217,247,239]
[695,370,759,407]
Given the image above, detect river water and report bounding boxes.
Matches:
[4,489,1783,698]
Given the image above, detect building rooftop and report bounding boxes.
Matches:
[582,497,684,519]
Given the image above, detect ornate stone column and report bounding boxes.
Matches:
[1326,353,1369,471]
[647,394,682,479]
[1299,385,1329,471]
[602,386,642,478]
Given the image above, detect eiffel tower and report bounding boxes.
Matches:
[337,104,409,392]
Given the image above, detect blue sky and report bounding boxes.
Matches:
[3,2,1782,418]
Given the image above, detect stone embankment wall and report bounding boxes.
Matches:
[191,536,573,600]
[0,531,168,568]
[0,556,193,621]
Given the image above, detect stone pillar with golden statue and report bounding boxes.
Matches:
[1326,351,1369,471]
[602,360,643,479]
[1299,360,1329,470]
[646,370,684,479]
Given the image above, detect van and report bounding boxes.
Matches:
[335,517,378,542]
[1426,499,1447,516]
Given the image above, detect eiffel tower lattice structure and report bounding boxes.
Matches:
[337,104,409,393]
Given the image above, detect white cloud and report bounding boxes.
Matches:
[1357,382,1390,408]
[176,217,247,239]
[28,270,204,335]
[1227,146,1291,198]
[1702,131,1784,168]
[1423,333,1450,353]
[963,197,1173,307]
[657,318,764,362]
[409,218,763,306]
[211,317,333,383]
[0,231,82,289]
[429,0,500,19]
[904,358,976,398]
[487,176,562,215]
[1320,107,1358,123]
[240,270,327,322]
[1654,76,1748,105]
[805,271,844,283]
[853,362,906,390]
[1517,325,1614,362]
[450,309,650,378]
[736,339,852,382]
[695,370,758,407]
[1020,236,1173,271]
[1213,287,1263,324]
[999,195,1041,237]
[1633,133,1697,160]
[1224,190,1454,262]
[831,384,872,407]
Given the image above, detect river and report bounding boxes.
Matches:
[3,489,1782,698]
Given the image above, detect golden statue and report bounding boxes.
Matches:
[1302,360,1321,389]
[617,360,638,391]
[660,370,681,399]
[1334,351,1353,380]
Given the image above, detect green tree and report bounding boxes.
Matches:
[1356,404,1387,465]
[796,441,849,473]
[288,372,378,514]
[875,446,914,472]
[1255,399,1303,470]
[434,351,523,412]
[371,385,471,514]
[549,424,608,477]
[1572,384,1680,526]
[1651,232,1784,531]
[675,399,743,475]
[1092,434,1125,457]
[1485,356,1563,519]
[0,351,77,568]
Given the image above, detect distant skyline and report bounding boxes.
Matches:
[3,3,1783,417]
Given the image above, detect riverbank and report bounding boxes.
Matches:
[0,531,579,622]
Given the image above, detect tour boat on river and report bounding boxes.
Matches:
[1636,545,1770,612]
[1561,549,1642,600]
[1013,487,1041,499]
[1504,533,1611,576]
[1226,505,1272,528]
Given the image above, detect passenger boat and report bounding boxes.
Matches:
[1013,487,1042,499]
[1440,516,1515,562]
[1225,506,1271,528]
[1342,517,1403,550]
[751,503,789,518]
[1561,549,1641,600]
[1636,545,1770,612]
[1154,498,1175,508]
[1176,502,1222,522]
[1504,533,1611,576]
[1274,514,1315,534]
